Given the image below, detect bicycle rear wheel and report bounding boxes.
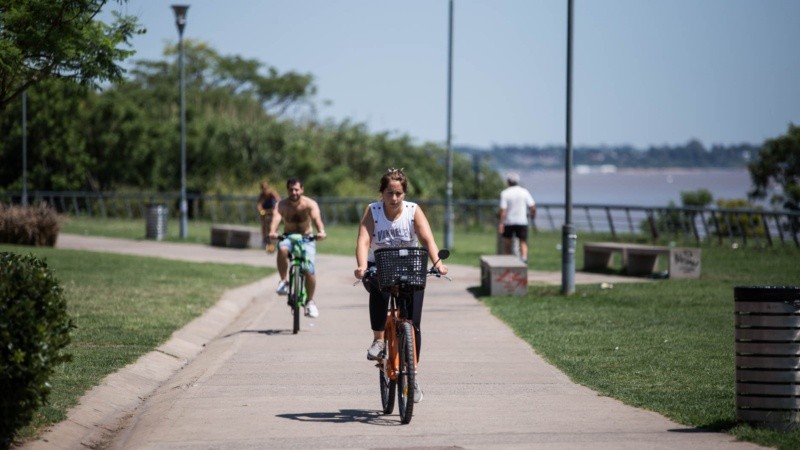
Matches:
[396,321,416,424]
[290,266,302,334]
[380,362,395,414]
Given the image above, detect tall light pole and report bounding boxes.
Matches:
[172,5,189,239]
[561,0,576,295]
[444,0,455,249]
[22,91,28,206]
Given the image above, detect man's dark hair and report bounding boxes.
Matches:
[286,177,304,189]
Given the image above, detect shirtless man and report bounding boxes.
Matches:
[268,177,327,318]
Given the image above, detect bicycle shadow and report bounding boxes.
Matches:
[277,409,400,426]
[221,329,294,338]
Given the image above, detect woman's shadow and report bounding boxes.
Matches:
[277,409,400,426]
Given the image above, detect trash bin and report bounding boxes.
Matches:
[145,204,168,240]
[735,285,800,430]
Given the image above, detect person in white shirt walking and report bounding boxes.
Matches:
[498,172,536,264]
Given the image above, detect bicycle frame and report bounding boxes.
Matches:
[288,255,308,306]
[367,247,449,424]
[282,233,313,334]
[383,290,418,382]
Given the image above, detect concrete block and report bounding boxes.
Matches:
[480,255,528,296]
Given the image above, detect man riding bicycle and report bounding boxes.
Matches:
[269,177,327,318]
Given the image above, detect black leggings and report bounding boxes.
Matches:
[364,276,424,358]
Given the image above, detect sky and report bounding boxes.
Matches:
[101,0,800,150]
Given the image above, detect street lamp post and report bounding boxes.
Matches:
[444,0,455,249]
[172,4,189,239]
[22,91,28,206]
[561,0,576,295]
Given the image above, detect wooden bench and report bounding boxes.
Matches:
[583,242,701,279]
[480,255,528,296]
[210,224,262,249]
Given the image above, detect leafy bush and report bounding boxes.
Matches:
[0,252,74,449]
[680,188,714,207]
[0,204,61,246]
[640,202,696,240]
[714,199,765,237]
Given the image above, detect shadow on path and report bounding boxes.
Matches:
[222,329,294,338]
[277,409,399,426]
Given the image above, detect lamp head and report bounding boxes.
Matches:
[171,5,189,34]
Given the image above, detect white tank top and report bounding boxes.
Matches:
[368,200,418,262]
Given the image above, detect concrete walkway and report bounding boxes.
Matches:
[20,234,762,449]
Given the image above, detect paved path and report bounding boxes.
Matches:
[20,235,762,449]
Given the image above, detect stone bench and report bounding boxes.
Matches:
[480,255,528,296]
[210,224,262,249]
[583,241,701,279]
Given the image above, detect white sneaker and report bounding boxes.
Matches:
[305,300,319,318]
[413,379,423,403]
[366,339,385,360]
[276,280,289,295]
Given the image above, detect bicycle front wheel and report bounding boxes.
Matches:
[290,266,302,334]
[397,321,416,424]
[380,361,395,414]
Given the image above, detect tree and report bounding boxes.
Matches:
[748,123,800,211]
[0,79,94,191]
[0,0,141,111]
[0,39,501,199]
[680,189,713,208]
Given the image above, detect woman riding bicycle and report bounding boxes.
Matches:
[353,168,449,402]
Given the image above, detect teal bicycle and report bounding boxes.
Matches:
[279,233,316,334]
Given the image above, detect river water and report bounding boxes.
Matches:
[514,167,754,207]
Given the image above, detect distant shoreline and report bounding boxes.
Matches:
[501,167,749,176]
[510,167,753,206]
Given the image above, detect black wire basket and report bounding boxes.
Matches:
[373,247,429,291]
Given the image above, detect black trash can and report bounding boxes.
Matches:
[735,285,800,430]
[145,204,168,240]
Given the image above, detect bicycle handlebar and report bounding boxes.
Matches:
[354,253,452,286]
[276,233,317,241]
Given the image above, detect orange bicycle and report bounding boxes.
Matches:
[366,247,449,424]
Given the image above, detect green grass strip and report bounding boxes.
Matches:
[0,243,269,442]
[484,244,800,449]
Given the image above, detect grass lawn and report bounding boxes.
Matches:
[0,243,269,443]
[13,216,800,448]
[59,217,557,268]
[482,241,800,449]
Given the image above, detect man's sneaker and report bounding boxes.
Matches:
[305,300,319,318]
[413,379,423,403]
[276,280,289,295]
[366,339,385,360]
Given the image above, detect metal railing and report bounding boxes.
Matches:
[2,191,798,248]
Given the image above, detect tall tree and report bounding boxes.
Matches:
[0,0,141,111]
[0,39,502,199]
[749,123,800,211]
[0,79,93,191]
